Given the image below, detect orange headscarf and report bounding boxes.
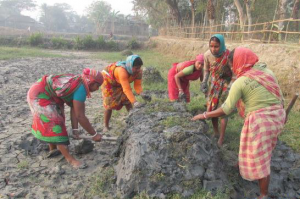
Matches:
[81,68,103,98]
[232,47,259,78]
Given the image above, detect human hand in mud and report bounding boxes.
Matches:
[200,82,208,94]
[178,91,186,102]
[133,101,144,108]
[140,93,152,102]
[191,112,207,121]
[92,133,102,142]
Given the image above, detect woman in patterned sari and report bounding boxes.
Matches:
[200,34,233,146]
[27,68,103,169]
[168,54,204,102]
[101,55,143,132]
[193,47,285,199]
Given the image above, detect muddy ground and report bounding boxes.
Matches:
[0,51,122,198]
[0,50,299,199]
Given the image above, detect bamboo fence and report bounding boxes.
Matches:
[159,18,300,44]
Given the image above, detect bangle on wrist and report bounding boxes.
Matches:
[72,129,79,131]
[203,111,207,119]
[92,132,98,138]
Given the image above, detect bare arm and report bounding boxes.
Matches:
[191,107,225,121]
[72,100,101,141]
[174,71,186,90]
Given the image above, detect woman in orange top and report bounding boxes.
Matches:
[101,55,143,132]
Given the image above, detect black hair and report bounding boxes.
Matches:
[209,36,220,44]
[133,57,143,67]
[228,49,235,62]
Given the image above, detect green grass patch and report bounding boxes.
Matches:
[0,46,65,60]
[86,167,115,198]
[17,161,29,169]
[134,189,230,199]
[280,110,300,152]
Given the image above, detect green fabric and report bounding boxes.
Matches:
[40,114,50,123]
[31,128,69,143]
[53,125,62,134]
[38,93,50,100]
[182,65,195,75]
[222,64,281,115]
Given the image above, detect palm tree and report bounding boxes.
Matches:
[110,10,120,34]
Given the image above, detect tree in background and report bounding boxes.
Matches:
[86,0,112,34]
[133,0,169,28]
[0,0,36,16]
[40,3,71,32]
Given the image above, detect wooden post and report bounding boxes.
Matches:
[285,19,291,42]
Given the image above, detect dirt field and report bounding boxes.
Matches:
[0,46,299,198]
[0,52,121,198]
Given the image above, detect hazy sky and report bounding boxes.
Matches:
[23,0,134,19]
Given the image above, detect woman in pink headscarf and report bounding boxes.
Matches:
[27,68,103,169]
[168,54,204,102]
[192,47,285,199]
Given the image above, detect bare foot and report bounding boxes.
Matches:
[217,138,224,147]
[103,126,111,132]
[69,160,87,169]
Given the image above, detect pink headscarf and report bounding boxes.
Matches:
[232,47,259,78]
[195,54,204,64]
[81,68,103,98]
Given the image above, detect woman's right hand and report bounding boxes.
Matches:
[92,134,102,142]
[200,82,208,93]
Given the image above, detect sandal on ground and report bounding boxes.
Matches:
[46,149,61,158]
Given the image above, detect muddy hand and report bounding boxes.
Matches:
[191,114,205,121]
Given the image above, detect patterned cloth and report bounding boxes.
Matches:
[27,75,82,143]
[27,68,102,144]
[168,60,203,102]
[239,104,285,181]
[231,47,286,181]
[116,55,140,75]
[206,49,232,111]
[101,63,142,110]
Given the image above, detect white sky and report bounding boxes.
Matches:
[22,0,134,20]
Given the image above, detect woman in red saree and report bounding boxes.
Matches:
[27,68,103,169]
[201,34,233,146]
[193,47,285,199]
[168,54,204,102]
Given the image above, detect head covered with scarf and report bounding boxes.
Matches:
[81,68,103,97]
[231,47,259,78]
[210,34,226,58]
[115,55,142,75]
[195,54,204,64]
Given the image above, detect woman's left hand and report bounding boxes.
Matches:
[191,114,205,121]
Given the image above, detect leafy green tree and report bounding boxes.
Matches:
[0,0,36,15]
[40,3,70,31]
[86,0,112,34]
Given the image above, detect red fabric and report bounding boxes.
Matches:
[232,47,259,78]
[27,77,68,141]
[82,68,103,98]
[195,54,204,64]
[238,104,285,181]
[168,62,202,102]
